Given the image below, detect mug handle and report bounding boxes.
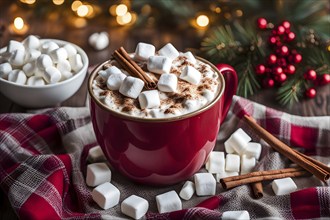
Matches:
[216,64,238,123]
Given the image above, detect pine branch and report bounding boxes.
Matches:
[276,78,305,107]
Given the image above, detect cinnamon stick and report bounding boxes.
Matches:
[251,182,263,199]
[243,115,330,182]
[113,47,157,89]
[294,149,330,173]
[220,167,309,190]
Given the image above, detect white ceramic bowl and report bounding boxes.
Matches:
[0,39,89,108]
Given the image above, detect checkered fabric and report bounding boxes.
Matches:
[0,96,329,219]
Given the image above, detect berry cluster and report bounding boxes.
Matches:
[255,18,330,99]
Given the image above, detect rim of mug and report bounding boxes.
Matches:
[88,56,225,122]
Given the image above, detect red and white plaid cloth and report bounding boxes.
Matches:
[0,96,329,219]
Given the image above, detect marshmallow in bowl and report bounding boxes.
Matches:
[119,76,144,99]
[27,76,45,86]
[134,42,155,61]
[7,40,25,53]
[107,72,126,90]
[182,51,196,64]
[179,66,201,85]
[69,53,84,72]
[157,73,177,92]
[9,50,25,66]
[41,41,59,54]
[158,43,179,60]
[22,35,40,50]
[44,66,62,84]
[8,70,27,85]
[22,62,37,77]
[147,56,172,74]
[0,62,12,79]
[138,90,160,109]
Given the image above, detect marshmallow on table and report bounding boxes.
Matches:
[9,50,25,66]
[225,154,240,173]
[36,54,53,70]
[134,42,155,61]
[147,56,172,74]
[138,90,160,109]
[86,162,111,187]
[182,51,196,64]
[89,32,109,50]
[119,76,144,99]
[22,62,36,77]
[27,76,45,86]
[99,66,122,80]
[157,73,177,92]
[245,142,262,160]
[179,66,201,85]
[69,54,83,72]
[22,35,40,50]
[41,41,59,54]
[216,171,239,182]
[7,40,25,53]
[240,155,256,175]
[49,47,68,63]
[121,195,149,220]
[92,182,120,209]
[206,151,225,174]
[272,177,297,195]
[8,70,27,85]
[107,72,127,90]
[194,173,216,196]
[44,66,62,84]
[158,43,179,60]
[88,145,107,162]
[227,128,252,155]
[179,181,195,200]
[63,44,77,57]
[222,210,250,220]
[156,190,182,213]
[224,139,236,154]
[0,62,12,79]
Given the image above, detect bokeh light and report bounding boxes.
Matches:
[196,15,209,27]
[53,0,64,5]
[116,4,128,16]
[14,17,24,30]
[77,5,88,17]
[71,1,82,11]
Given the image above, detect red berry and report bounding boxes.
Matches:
[277,25,286,35]
[294,53,302,63]
[304,69,317,81]
[285,65,296,74]
[255,64,266,75]
[257,18,267,29]
[273,66,283,75]
[275,73,287,83]
[282,21,291,30]
[268,54,277,65]
[269,36,279,45]
[286,32,296,42]
[280,45,289,56]
[305,88,316,98]
[321,74,330,85]
[263,78,275,88]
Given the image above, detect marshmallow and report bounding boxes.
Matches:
[9,50,25,66]
[107,72,127,90]
[27,76,45,86]
[156,190,182,213]
[86,162,111,187]
[92,182,120,209]
[157,73,177,92]
[36,54,53,70]
[194,173,216,196]
[134,42,155,61]
[224,139,236,154]
[57,59,72,73]
[24,49,41,63]
[216,171,239,182]
[49,47,68,63]
[41,41,59,54]
[147,56,172,74]
[121,195,149,220]
[22,35,40,50]
[138,90,160,109]
[89,32,109,50]
[206,151,225,174]
[88,146,107,163]
[8,70,27,85]
[0,62,12,79]
[271,177,297,195]
[182,51,196,64]
[61,71,73,81]
[22,62,37,77]
[245,142,262,160]
[179,66,201,85]
[225,154,240,172]
[222,210,250,220]
[44,66,61,84]
[240,155,256,175]
[227,128,252,155]
[158,43,179,60]
[7,40,25,53]
[63,44,77,57]
[99,66,122,80]
[119,76,144,99]
[69,54,83,72]
[179,181,195,200]
[202,89,214,102]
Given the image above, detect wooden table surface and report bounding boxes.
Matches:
[0,7,329,220]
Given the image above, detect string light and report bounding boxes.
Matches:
[10,17,29,35]
[20,0,36,4]
[86,5,95,18]
[196,15,209,28]
[116,12,132,25]
[116,4,128,16]
[235,9,243,17]
[215,7,221,13]
[71,1,82,11]
[14,17,24,30]
[53,0,64,5]
[77,5,88,17]
[109,5,117,16]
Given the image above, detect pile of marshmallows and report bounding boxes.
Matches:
[0,35,83,86]
[85,145,251,220]
[98,42,200,109]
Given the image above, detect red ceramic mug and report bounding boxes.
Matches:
[88,58,237,185]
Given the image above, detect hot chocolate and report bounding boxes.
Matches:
[92,43,221,118]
